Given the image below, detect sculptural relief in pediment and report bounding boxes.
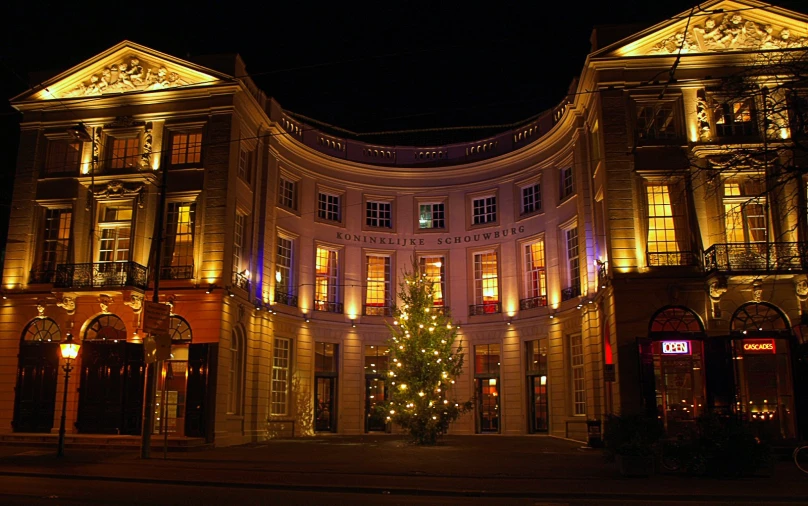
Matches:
[62,54,191,98]
[649,13,807,55]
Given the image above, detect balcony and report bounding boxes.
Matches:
[646,251,699,267]
[469,302,501,316]
[29,266,57,284]
[160,264,194,280]
[232,271,251,292]
[520,296,548,310]
[274,291,298,307]
[704,242,808,274]
[561,285,581,302]
[363,304,393,316]
[54,262,148,290]
[314,300,343,314]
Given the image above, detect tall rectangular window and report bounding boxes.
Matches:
[563,226,580,300]
[636,103,677,142]
[40,208,72,273]
[366,201,392,229]
[315,246,340,312]
[646,184,682,266]
[275,235,295,305]
[238,148,251,183]
[161,201,195,279]
[45,140,81,174]
[365,255,391,315]
[472,196,497,225]
[723,177,767,244]
[714,97,756,137]
[278,177,297,210]
[419,203,445,229]
[569,333,586,416]
[560,167,575,200]
[472,251,499,314]
[419,255,445,307]
[523,239,546,308]
[270,338,291,416]
[474,343,500,375]
[98,204,133,263]
[521,182,542,215]
[233,212,246,276]
[170,132,202,165]
[318,192,341,222]
[110,137,139,169]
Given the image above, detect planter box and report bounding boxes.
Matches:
[615,454,654,477]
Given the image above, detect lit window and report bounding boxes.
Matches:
[39,208,72,275]
[270,337,291,416]
[474,343,500,375]
[315,246,340,311]
[366,201,392,229]
[562,226,580,300]
[569,333,586,416]
[318,192,341,222]
[233,213,246,277]
[365,255,391,315]
[275,235,295,304]
[646,184,688,266]
[170,132,202,165]
[419,256,445,307]
[161,201,195,279]
[521,182,542,215]
[472,196,497,225]
[98,204,133,263]
[714,97,756,137]
[523,240,546,307]
[110,137,139,169]
[419,203,445,229]
[473,251,499,314]
[723,177,766,244]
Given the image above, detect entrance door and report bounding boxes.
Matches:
[315,377,336,432]
[77,341,144,434]
[13,342,60,433]
[528,375,548,433]
[477,378,500,433]
[365,377,387,432]
[154,359,189,436]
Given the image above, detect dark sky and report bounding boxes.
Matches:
[0,0,806,238]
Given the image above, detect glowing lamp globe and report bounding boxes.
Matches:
[60,333,80,360]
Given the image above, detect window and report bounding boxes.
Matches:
[318,192,341,222]
[562,225,580,300]
[714,97,757,137]
[365,254,391,315]
[45,140,81,174]
[521,182,542,215]
[419,255,445,308]
[278,176,297,210]
[569,333,586,416]
[170,132,202,165]
[98,204,133,263]
[270,337,291,416]
[723,176,766,244]
[275,234,296,306]
[366,201,392,229]
[233,212,246,277]
[590,120,601,164]
[315,246,341,312]
[560,167,575,200]
[419,202,445,229]
[109,137,139,169]
[474,343,501,375]
[646,183,689,266]
[35,208,72,281]
[472,250,499,315]
[227,328,245,415]
[635,103,678,142]
[238,148,251,183]
[472,196,497,225]
[522,239,547,309]
[161,201,195,279]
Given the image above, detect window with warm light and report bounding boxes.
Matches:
[233,212,246,277]
[270,337,291,416]
[365,254,391,315]
[98,204,133,264]
[475,343,501,375]
[39,207,72,277]
[646,184,687,266]
[569,333,586,416]
[170,132,202,165]
[275,234,295,305]
[714,97,757,137]
[418,255,445,308]
[562,225,580,300]
[418,202,445,229]
[45,140,81,175]
[723,176,767,244]
[109,137,139,169]
[161,201,195,279]
[523,239,546,308]
[315,246,340,311]
[473,250,499,314]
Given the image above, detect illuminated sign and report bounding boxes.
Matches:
[742,339,776,354]
[662,341,691,355]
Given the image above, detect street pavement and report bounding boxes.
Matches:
[0,435,806,504]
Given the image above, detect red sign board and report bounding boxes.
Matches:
[742,339,776,354]
[661,341,691,355]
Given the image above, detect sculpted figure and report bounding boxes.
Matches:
[118,63,135,89]
[85,75,100,95]
[128,58,144,84]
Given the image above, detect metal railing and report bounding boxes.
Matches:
[520,296,548,310]
[54,262,148,290]
[647,251,699,267]
[160,264,194,280]
[274,291,298,307]
[561,285,581,302]
[469,302,501,316]
[363,305,393,316]
[232,271,251,291]
[29,266,57,284]
[704,242,808,273]
[314,300,344,314]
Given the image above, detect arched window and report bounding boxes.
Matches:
[21,318,61,342]
[649,305,705,335]
[730,302,789,333]
[84,314,127,341]
[227,327,245,415]
[168,316,193,342]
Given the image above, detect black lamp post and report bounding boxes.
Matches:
[57,333,80,457]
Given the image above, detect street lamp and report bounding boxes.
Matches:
[57,332,80,457]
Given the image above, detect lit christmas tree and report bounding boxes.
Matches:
[382,260,472,445]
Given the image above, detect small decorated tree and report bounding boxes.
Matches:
[382,259,472,445]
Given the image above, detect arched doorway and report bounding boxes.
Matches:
[13,318,62,432]
[76,314,145,434]
[729,302,795,440]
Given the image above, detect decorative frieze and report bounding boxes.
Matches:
[66,56,188,97]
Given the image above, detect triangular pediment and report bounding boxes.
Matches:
[18,41,230,102]
[597,0,808,58]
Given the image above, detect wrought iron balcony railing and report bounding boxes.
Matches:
[314,300,343,314]
[29,266,57,284]
[274,291,298,307]
[469,302,501,316]
[561,285,581,302]
[363,304,393,316]
[160,264,194,280]
[704,242,808,273]
[647,251,699,267]
[430,305,446,316]
[54,261,148,290]
[520,295,548,310]
[232,271,251,291]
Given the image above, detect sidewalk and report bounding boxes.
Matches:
[0,435,806,502]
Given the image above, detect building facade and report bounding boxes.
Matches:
[4,0,808,445]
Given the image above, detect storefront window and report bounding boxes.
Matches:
[652,340,705,436]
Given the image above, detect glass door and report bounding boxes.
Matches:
[529,375,548,432]
[365,377,387,432]
[315,377,336,432]
[652,340,705,436]
[154,351,189,436]
[477,378,500,433]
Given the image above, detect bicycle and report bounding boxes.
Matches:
[793,443,808,474]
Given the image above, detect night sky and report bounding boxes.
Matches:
[1,0,806,241]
